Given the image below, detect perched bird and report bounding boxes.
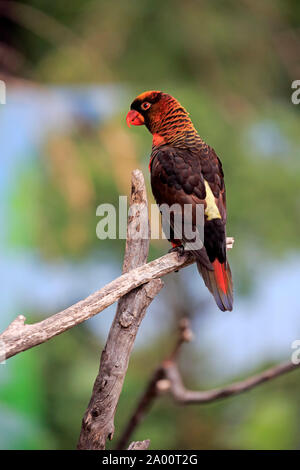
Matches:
[126,91,233,311]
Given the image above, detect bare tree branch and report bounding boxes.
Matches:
[0,247,193,361]
[0,203,234,363]
[0,235,234,361]
[117,318,300,448]
[164,359,299,405]
[77,169,163,450]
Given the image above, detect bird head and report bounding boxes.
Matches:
[126,90,193,147]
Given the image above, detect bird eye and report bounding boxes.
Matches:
[141,102,151,111]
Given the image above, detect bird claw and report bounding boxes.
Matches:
[168,244,185,256]
[168,238,234,260]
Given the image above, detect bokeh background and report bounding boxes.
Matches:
[0,0,300,450]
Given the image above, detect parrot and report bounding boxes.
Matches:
[126,91,233,311]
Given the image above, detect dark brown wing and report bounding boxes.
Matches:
[150,145,206,207]
[150,145,227,265]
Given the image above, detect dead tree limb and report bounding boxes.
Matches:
[116,319,300,449]
[164,359,299,404]
[77,169,163,450]
[0,224,233,361]
[0,235,235,361]
[0,247,193,361]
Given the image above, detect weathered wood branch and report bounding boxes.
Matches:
[0,206,234,362]
[0,247,193,362]
[77,169,162,450]
[0,235,235,361]
[163,359,299,404]
[116,319,300,449]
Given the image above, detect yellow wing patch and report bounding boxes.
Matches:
[204,180,221,221]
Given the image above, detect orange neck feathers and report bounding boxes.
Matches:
[149,95,201,148]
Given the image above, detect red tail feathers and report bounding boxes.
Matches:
[212,260,228,295]
[197,259,233,311]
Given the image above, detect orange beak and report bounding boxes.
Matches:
[126,109,145,127]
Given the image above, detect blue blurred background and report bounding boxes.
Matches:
[0,0,300,449]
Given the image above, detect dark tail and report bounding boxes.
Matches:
[197,259,233,311]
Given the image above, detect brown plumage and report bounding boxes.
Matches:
[126,91,233,311]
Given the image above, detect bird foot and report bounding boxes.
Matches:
[168,244,185,256]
